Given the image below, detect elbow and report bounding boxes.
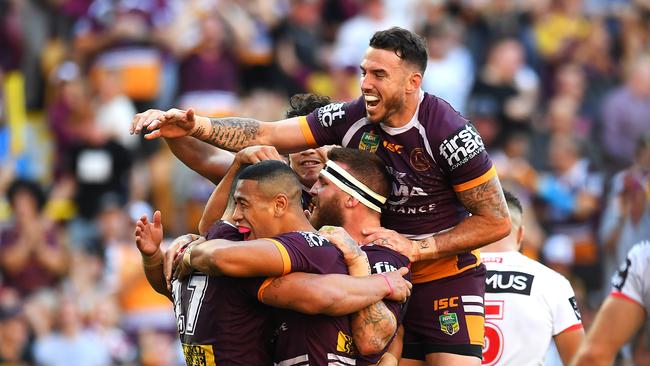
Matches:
[354,336,388,356]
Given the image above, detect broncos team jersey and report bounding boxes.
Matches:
[172,221,272,366]
[611,240,650,312]
[301,92,495,283]
[260,231,355,366]
[357,245,411,366]
[480,252,583,366]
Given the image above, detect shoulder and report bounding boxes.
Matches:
[627,240,650,262]
[362,245,409,266]
[272,231,331,248]
[419,93,474,139]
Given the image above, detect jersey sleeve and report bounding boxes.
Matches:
[235,277,269,301]
[428,101,495,192]
[266,232,345,275]
[610,242,649,309]
[550,276,583,335]
[300,97,367,146]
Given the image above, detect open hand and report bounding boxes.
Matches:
[363,227,418,262]
[131,108,198,140]
[135,210,163,257]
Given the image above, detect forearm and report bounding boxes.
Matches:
[165,136,233,184]
[188,239,284,277]
[415,177,510,261]
[190,116,264,152]
[198,162,240,234]
[313,274,391,315]
[141,249,172,299]
[35,246,68,276]
[0,240,32,274]
[352,301,397,355]
[414,213,508,260]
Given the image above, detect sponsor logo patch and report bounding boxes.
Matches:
[383,141,403,154]
[359,131,380,153]
[299,232,329,247]
[569,296,581,321]
[439,124,485,171]
[485,270,534,295]
[371,261,397,274]
[182,344,215,366]
[317,103,346,127]
[439,312,460,336]
[336,331,356,354]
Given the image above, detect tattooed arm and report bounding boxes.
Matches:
[415,176,511,260]
[131,108,316,154]
[365,176,511,262]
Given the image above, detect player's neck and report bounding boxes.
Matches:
[383,90,421,128]
[280,211,316,233]
[481,241,519,253]
[343,212,380,243]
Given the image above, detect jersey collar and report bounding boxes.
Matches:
[380,89,425,136]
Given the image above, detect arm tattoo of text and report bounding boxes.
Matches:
[457,177,509,220]
[199,118,261,150]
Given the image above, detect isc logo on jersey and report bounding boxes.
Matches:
[317,103,346,127]
[485,270,534,295]
[439,124,485,171]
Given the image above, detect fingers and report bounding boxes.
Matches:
[186,108,195,122]
[144,129,162,140]
[153,210,162,228]
[361,227,382,236]
[131,109,163,135]
[397,266,410,277]
[362,232,384,245]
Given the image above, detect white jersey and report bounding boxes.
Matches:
[611,240,650,311]
[480,252,583,366]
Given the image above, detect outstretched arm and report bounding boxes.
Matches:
[365,176,511,261]
[165,137,234,185]
[134,211,171,300]
[260,268,411,316]
[131,108,316,153]
[572,296,645,366]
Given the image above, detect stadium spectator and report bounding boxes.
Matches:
[601,57,650,170]
[0,180,68,297]
[599,133,650,285]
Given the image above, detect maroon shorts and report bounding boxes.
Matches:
[402,264,486,360]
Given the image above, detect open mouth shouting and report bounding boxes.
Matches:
[237,226,252,240]
[364,94,380,113]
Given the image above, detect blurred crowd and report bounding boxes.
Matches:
[1,0,649,365]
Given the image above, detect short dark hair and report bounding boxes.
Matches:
[238,160,303,204]
[503,189,522,217]
[327,148,391,199]
[286,94,333,118]
[7,179,47,212]
[369,27,428,74]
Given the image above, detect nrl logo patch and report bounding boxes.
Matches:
[359,131,380,153]
[439,312,460,336]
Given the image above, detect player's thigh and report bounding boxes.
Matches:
[425,352,481,366]
[402,265,486,360]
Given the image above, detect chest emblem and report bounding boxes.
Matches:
[410,148,431,172]
[359,131,380,153]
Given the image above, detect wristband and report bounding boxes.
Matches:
[183,244,195,267]
[379,273,393,298]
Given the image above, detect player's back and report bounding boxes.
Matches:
[480,252,582,366]
[266,231,356,366]
[172,221,272,366]
[357,245,411,366]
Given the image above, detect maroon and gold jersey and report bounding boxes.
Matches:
[301,92,494,283]
[260,231,356,366]
[172,221,272,366]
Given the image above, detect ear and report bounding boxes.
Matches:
[516,225,524,247]
[345,196,360,208]
[273,194,289,216]
[405,71,422,94]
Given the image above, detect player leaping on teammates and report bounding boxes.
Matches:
[131,27,511,365]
